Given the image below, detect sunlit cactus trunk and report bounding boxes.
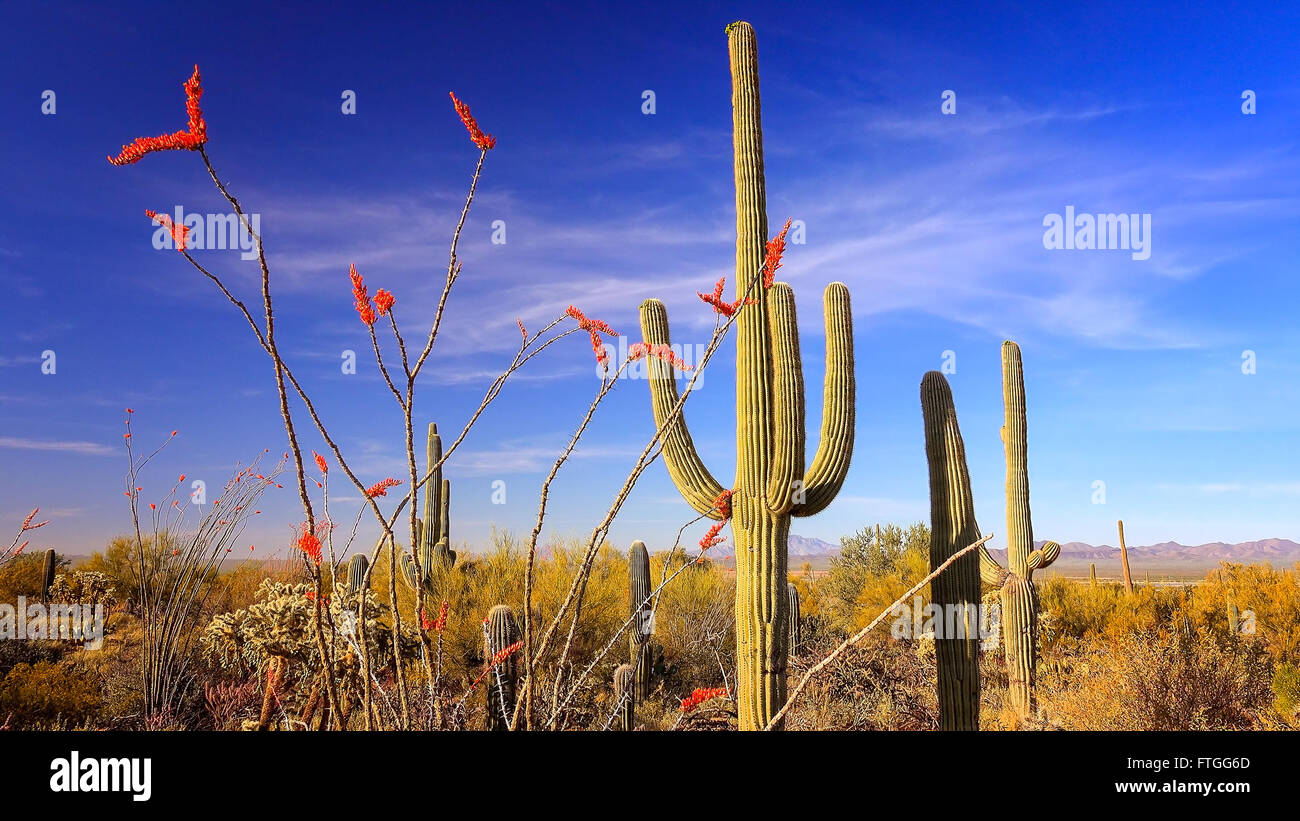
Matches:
[40,548,56,604]
[400,423,455,597]
[976,342,1060,718]
[637,21,855,730]
[1089,563,1097,586]
[346,553,369,595]
[484,604,519,731]
[628,540,654,699]
[920,372,982,730]
[613,663,636,731]
[786,583,801,654]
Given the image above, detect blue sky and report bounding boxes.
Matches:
[1,1,1297,561]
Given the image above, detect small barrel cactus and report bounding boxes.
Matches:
[613,663,636,731]
[346,554,369,595]
[628,540,653,699]
[484,604,520,731]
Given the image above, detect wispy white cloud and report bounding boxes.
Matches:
[0,436,114,456]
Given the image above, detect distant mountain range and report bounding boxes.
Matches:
[787,534,1300,571]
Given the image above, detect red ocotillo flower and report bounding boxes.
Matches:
[295,530,322,565]
[712,488,733,520]
[145,210,191,251]
[516,318,527,342]
[312,451,328,475]
[20,508,49,532]
[449,92,496,151]
[761,217,793,289]
[697,276,753,317]
[680,686,729,713]
[108,65,207,165]
[489,640,523,668]
[628,342,693,372]
[364,478,402,498]
[433,599,449,632]
[349,264,376,325]
[374,288,396,317]
[699,521,727,550]
[566,305,617,368]
[13,541,28,556]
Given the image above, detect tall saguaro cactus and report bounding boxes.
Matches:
[40,549,56,604]
[977,342,1061,718]
[1117,519,1135,596]
[628,540,654,699]
[920,372,982,730]
[613,664,636,732]
[484,604,520,731]
[637,21,855,730]
[400,423,455,595]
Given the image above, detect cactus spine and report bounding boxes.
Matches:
[638,20,855,731]
[1117,519,1134,596]
[347,553,369,595]
[786,583,801,653]
[920,372,983,730]
[972,342,1061,719]
[628,540,653,699]
[613,663,636,731]
[40,549,56,604]
[484,604,519,731]
[400,423,454,596]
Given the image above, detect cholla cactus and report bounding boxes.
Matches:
[47,570,118,608]
[628,540,653,699]
[400,423,455,596]
[638,21,855,731]
[613,663,636,731]
[484,604,520,731]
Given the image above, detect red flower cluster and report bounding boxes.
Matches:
[699,489,733,551]
[296,531,322,565]
[108,65,207,165]
[20,508,49,532]
[697,276,754,317]
[450,92,496,150]
[516,318,528,342]
[374,288,396,317]
[680,686,728,713]
[433,599,449,632]
[489,639,523,667]
[761,218,793,289]
[144,209,191,251]
[566,305,617,368]
[364,477,402,498]
[312,451,328,475]
[628,342,693,371]
[350,264,376,325]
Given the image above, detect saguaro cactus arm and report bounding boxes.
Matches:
[765,283,806,515]
[792,282,855,517]
[638,298,728,518]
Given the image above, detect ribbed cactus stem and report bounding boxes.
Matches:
[484,604,519,731]
[639,21,855,731]
[347,554,369,595]
[613,663,636,731]
[628,540,653,699]
[920,372,982,730]
[400,425,455,596]
[41,548,56,604]
[786,583,801,653]
[1117,519,1134,596]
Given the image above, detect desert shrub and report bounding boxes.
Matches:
[0,552,68,600]
[818,523,930,634]
[0,660,103,728]
[1272,662,1300,726]
[784,633,939,730]
[650,552,734,695]
[1042,625,1273,730]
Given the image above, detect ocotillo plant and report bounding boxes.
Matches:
[40,549,56,604]
[613,663,636,732]
[638,20,855,731]
[628,540,653,699]
[975,342,1061,718]
[786,583,801,653]
[347,554,369,596]
[400,423,455,596]
[1117,519,1135,596]
[920,372,982,730]
[484,604,520,731]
